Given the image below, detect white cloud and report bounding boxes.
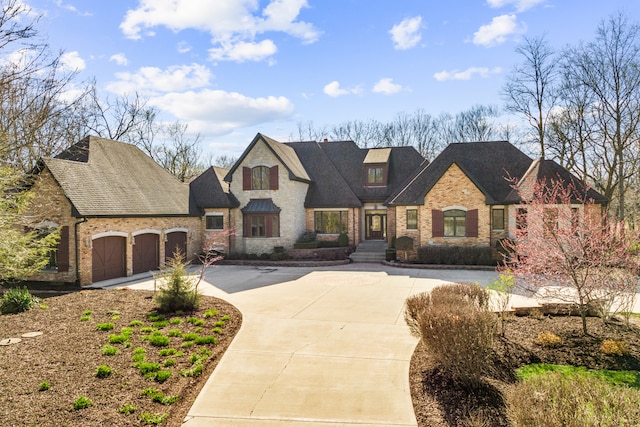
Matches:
[55,0,92,16]
[372,78,402,95]
[177,41,191,53]
[120,0,320,62]
[433,66,503,81]
[486,0,545,12]
[105,63,212,95]
[209,39,277,62]
[323,81,362,97]
[149,89,294,134]
[60,51,86,71]
[472,14,526,47]
[109,53,128,66]
[389,16,422,50]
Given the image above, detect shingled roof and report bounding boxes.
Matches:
[189,166,240,211]
[43,136,195,217]
[387,141,533,206]
[224,133,310,183]
[504,158,608,204]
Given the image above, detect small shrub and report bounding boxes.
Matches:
[140,326,154,334]
[142,387,178,404]
[133,347,146,355]
[153,320,168,328]
[259,252,271,260]
[111,315,121,320]
[154,254,200,312]
[135,362,161,376]
[212,327,222,334]
[146,312,165,322]
[338,232,349,247]
[169,317,182,325]
[404,283,495,384]
[181,363,203,377]
[159,348,177,357]
[195,335,218,345]
[416,245,494,266]
[163,359,175,367]
[130,320,143,326]
[118,403,136,415]
[95,365,113,378]
[181,341,195,349]
[83,310,92,315]
[108,334,129,344]
[96,322,115,331]
[273,246,285,254]
[102,345,119,356]
[155,370,172,383]
[38,381,50,391]
[297,231,317,243]
[187,317,205,326]
[148,334,170,347]
[73,396,92,410]
[0,287,40,314]
[601,340,629,356]
[194,326,203,334]
[39,304,48,309]
[80,315,91,321]
[535,332,562,348]
[214,320,225,327]
[204,309,219,318]
[140,412,168,425]
[221,315,230,321]
[167,329,182,337]
[182,333,198,341]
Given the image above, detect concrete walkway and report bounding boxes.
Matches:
[118,265,535,426]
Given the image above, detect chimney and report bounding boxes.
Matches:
[323,138,328,142]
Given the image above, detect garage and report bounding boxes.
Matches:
[92,236,126,282]
[132,233,160,274]
[165,231,187,262]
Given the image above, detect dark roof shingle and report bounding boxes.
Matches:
[189,166,239,210]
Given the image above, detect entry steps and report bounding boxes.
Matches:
[350,240,387,263]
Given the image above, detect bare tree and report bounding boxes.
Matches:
[561,12,640,219]
[503,36,559,158]
[451,104,500,142]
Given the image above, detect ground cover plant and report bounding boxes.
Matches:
[408,284,640,427]
[0,289,241,426]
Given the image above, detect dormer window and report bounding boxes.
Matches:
[367,166,384,185]
[363,148,391,187]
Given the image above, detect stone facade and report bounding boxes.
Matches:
[202,208,233,254]
[229,139,309,254]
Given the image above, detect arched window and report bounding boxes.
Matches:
[443,209,466,237]
[251,166,270,190]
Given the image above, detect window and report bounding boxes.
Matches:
[245,214,280,238]
[492,208,505,230]
[406,209,418,230]
[205,215,224,230]
[252,166,270,190]
[443,209,466,237]
[314,211,348,234]
[366,166,385,186]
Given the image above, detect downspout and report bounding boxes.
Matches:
[74,217,87,286]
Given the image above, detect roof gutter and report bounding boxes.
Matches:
[74,217,87,286]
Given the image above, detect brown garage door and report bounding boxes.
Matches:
[92,236,126,282]
[165,231,187,262]
[133,233,160,274]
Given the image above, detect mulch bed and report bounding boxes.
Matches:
[410,314,640,427]
[0,289,241,427]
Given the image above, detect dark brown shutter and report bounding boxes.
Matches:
[432,210,444,237]
[466,209,478,237]
[242,167,251,190]
[265,215,273,237]
[270,165,279,190]
[57,226,70,272]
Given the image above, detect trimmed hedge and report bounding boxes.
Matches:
[293,241,321,249]
[416,245,494,266]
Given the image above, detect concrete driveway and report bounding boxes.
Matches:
[118,265,528,426]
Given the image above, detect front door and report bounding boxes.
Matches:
[365,213,386,240]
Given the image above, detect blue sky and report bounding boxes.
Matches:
[23,0,640,158]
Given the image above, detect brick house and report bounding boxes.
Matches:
[27,133,605,285]
[27,136,202,286]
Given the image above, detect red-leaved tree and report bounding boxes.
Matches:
[500,178,640,335]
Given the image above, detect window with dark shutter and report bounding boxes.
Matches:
[466,209,478,237]
[57,226,70,272]
[242,167,251,190]
[270,165,278,190]
[432,210,444,237]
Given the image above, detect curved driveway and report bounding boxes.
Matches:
[123,264,503,426]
